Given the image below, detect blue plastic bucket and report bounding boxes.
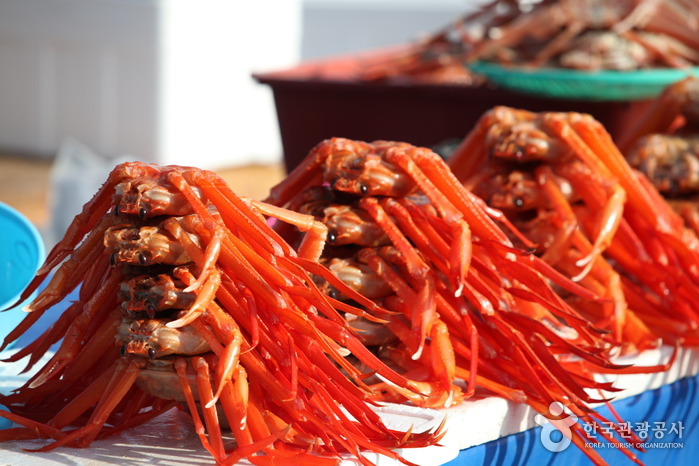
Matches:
[0,202,45,350]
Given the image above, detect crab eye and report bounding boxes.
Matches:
[139,207,148,219]
[359,184,369,195]
[110,253,118,266]
[148,347,157,360]
[328,230,337,244]
[145,303,156,318]
[114,205,121,216]
[138,254,148,266]
[120,345,127,357]
[513,198,524,208]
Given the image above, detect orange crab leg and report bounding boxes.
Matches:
[436,292,479,397]
[174,357,218,459]
[384,199,448,270]
[615,77,695,153]
[0,412,67,442]
[166,269,221,328]
[26,357,141,452]
[427,319,457,406]
[357,247,435,360]
[223,426,295,466]
[308,313,423,394]
[164,170,224,292]
[192,356,226,461]
[284,256,390,315]
[190,171,292,257]
[218,366,253,446]
[247,198,329,262]
[26,268,122,389]
[165,215,289,313]
[358,197,430,278]
[385,148,482,291]
[531,166,584,268]
[1,300,82,371]
[551,165,626,281]
[447,109,492,181]
[36,162,155,275]
[208,326,243,407]
[61,308,123,382]
[570,113,685,234]
[265,139,335,207]
[21,215,114,314]
[98,397,179,439]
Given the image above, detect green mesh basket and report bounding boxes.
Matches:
[469,62,699,101]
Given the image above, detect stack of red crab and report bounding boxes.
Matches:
[1,79,699,466]
[361,0,699,84]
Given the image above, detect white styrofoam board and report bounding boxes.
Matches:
[0,345,697,465]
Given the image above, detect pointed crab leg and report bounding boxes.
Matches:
[27,267,121,389]
[190,170,292,257]
[447,108,493,181]
[192,356,226,461]
[569,113,685,234]
[22,215,115,314]
[174,358,218,460]
[37,162,155,275]
[615,77,697,153]
[356,247,435,360]
[247,198,329,262]
[358,197,430,278]
[265,138,340,206]
[25,357,142,452]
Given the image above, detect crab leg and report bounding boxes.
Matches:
[190,171,292,257]
[358,197,430,278]
[192,357,226,461]
[174,358,218,460]
[357,247,435,360]
[37,163,154,274]
[247,198,329,262]
[541,117,627,274]
[25,357,142,452]
[1,301,82,372]
[447,111,492,182]
[386,148,495,288]
[164,171,223,292]
[569,113,685,234]
[164,215,288,314]
[22,215,114,314]
[265,139,336,207]
[616,76,697,152]
[27,267,121,389]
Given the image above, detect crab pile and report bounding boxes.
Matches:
[449,105,699,351]
[617,76,699,236]
[0,163,444,465]
[0,101,695,466]
[361,0,699,84]
[264,137,667,465]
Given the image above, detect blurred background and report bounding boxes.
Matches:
[0,0,475,248]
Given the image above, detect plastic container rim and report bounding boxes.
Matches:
[0,201,45,309]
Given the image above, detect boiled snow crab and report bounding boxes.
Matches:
[265,137,658,466]
[448,106,699,350]
[465,0,699,69]
[616,76,699,236]
[0,162,445,466]
[361,0,699,84]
